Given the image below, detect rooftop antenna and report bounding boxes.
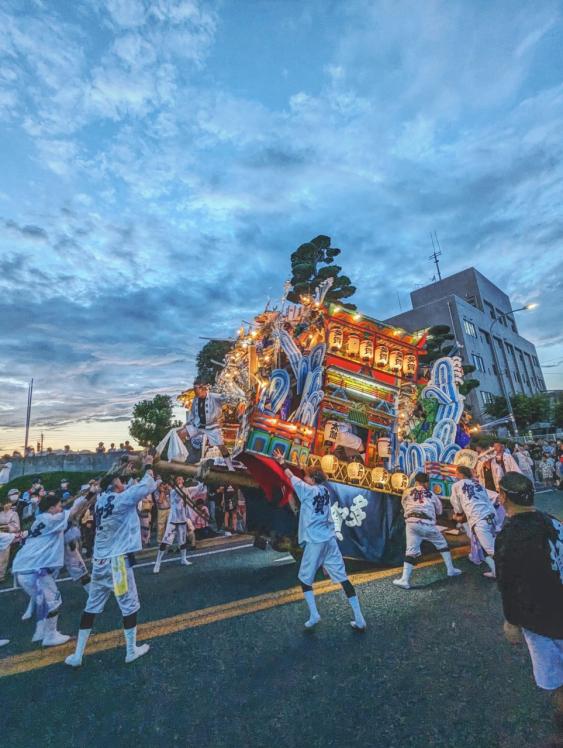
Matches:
[429,232,443,281]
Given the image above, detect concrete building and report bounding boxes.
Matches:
[385,268,546,424]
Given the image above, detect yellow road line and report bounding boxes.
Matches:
[0,547,468,679]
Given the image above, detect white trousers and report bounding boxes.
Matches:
[17,569,61,620]
[298,537,348,586]
[85,558,139,617]
[405,521,448,558]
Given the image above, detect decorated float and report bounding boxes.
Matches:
[172,271,474,566]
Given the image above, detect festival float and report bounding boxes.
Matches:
[170,265,473,566]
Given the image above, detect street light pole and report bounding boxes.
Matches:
[487,304,537,438]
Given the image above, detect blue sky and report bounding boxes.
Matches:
[1,0,562,451]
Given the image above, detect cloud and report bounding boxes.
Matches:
[0,0,562,445]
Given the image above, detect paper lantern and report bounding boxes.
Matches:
[360,338,374,362]
[328,325,343,351]
[375,344,389,367]
[371,467,389,486]
[453,449,479,469]
[321,454,338,474]
[390,472,409,492]
[377,437,391,458]
[323,420,340,444]
[403,354,417,377]
[346,333,360,357]
[346,461,365,481]
[389,349,403,371]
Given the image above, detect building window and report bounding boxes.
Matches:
[481,391,495,405]
[496,309,507,325]
[533,356,539,366]
[479,329,491,345]
[472,354,486,372]
[466,295,477,307]
[484,301,496,319]
[463,319,477,337]
[509,318,517,333]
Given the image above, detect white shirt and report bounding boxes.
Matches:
[169,488,188,523]
[12,509,74,572]
[450,478,496,528]
[93,474,156,559]
[0,531,18,552]
[401,487,442,525]
[290,475,334,545]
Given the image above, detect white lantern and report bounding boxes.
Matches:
[346,461,365,481]
[360,338,374,362]
[346,333,360,357]
[390,472,409,492]
[375,344,389,367]
[403,354,417,377]
[328,325,343,351]
[371,467,389,486]
[321,454,338,474]
[389,349,403,371]
[377,437,391,458]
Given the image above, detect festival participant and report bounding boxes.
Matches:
[513,445,535,484]
[393,473,462,589]
[495,472,563,740]
[450,466,498,578]
[272,448,367,632]
[476,441,521,494]
[0,529,27,646]
[12,490,95,646]
[153,476,195,573]
[65,469,157,668]
[179,380,235,470]
[62,486,93,593]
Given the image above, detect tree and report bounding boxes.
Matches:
[129,394,182,447]
[553,399,563,429]
[196,340,234,384]
[287,235,357,310]
[485,393,550,430]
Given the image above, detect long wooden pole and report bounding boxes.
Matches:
[112,455,259,489]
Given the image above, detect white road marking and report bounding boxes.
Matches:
[273,555,295,564]
[0,543,255,596]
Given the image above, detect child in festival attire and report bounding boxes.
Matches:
[273,448,366,631]
[393,473,462,589]
[65,469,157,668]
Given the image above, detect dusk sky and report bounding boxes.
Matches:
[1,0,562,452]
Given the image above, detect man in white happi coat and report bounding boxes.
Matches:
[450,466,498,578]
[273,448,367,632]
[393,472,462,589]
[65,469,157,668]
[178,381,234,469]
[153,476,197,573]
[476,442,521,495]
[12,491,95,646]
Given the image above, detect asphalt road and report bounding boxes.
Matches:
[1,490,561,748]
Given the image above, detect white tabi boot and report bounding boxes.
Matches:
[42,616,71,647]
[124,627,150,664]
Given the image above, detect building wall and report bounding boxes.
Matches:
[386,268,545,424]
[3,452,122,481]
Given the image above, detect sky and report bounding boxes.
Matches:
[1,0,562,453]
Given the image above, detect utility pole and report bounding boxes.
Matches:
[23,378,33,465]
[429,232,443,281]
